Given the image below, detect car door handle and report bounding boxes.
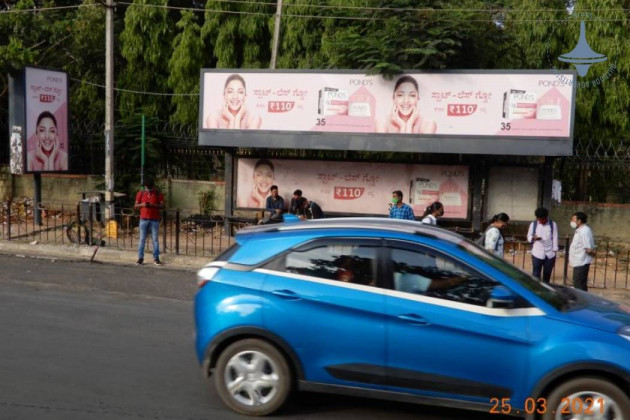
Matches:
[397,314,429,325]
[271,289,301,300]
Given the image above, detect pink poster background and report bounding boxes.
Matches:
[25,67,69,172]
[236,158,469,219]
[202,72,574,138]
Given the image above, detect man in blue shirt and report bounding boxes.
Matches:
[265,185,285,222]
[389,190,415,220]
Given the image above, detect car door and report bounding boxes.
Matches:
[383,240,537,404]
[259,238,387,387]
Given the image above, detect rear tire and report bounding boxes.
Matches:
[66,221,88,244]
[213,339,292,416]
[543,377,630,420]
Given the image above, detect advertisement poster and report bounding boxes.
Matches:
[236,158,469,219]
[25,67,69,173]
[201,71,574,139]
[10,126,24,175]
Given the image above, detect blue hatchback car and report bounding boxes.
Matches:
[194,218,630,418]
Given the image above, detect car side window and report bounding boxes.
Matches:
[390,247,500,307]
[285,244,377,286]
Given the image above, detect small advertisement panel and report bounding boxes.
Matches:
[24,67,69,173]
[201,70,575,142]
[236,158,469,219]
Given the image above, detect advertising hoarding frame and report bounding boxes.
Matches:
[199,69,577,157]
[23,66,70,174]
[234,157,473,220]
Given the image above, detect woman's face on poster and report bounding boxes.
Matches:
[393,82,419,116]
[37,117,58,153]
[253,164,274,194]
[224,79,246,112]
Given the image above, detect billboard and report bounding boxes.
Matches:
[200,70,577,156]
[236,158,469,219]
[24,67,69,173]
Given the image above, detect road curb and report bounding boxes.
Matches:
[0,240,210,271]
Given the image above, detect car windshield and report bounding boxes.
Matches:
[456,239,567,311]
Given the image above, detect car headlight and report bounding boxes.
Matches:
[617,325,630,342]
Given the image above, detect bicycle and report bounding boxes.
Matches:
[66,197,106,246]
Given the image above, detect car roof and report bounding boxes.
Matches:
[236,217,463,243]
[225,217,473,266]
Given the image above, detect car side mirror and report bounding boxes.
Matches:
[487,285,517,309]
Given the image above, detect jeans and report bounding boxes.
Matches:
[532,255,556,284]
[138,218,160,260]
[573,264,590,291]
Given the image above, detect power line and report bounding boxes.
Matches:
[0,4,99,14]
[1,1,626,22]
[116,1,629,22]
[71,77,198,96]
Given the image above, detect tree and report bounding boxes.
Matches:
[168,10,203,125]
[201,0,274,68]
[118,0,173,119]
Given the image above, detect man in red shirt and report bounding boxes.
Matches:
[134,178,164,265]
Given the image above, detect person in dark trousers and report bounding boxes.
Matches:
[134,178,164,265]
[289,189,303,215]
[569,211,596,291]
[527,207,558,284]
[389,190,415,220]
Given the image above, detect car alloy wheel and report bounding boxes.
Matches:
[214,339,292,416]
[543,377,630,420]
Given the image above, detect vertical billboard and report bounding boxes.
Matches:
[200,70,577,156]
[24,67,69,173]
[236,158,469,219]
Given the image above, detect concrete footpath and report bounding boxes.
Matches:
[1,240,629,306]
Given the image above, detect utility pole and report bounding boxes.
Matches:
[104,0,115,218]
[270,0,283,69]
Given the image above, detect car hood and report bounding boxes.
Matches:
[552,288,630,333]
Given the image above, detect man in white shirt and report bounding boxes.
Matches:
[569,211,596,291]
[527,207,558,284]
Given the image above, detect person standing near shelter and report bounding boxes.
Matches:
[569,211,596,291]
[134,178,164,265]
[421,201,444,226]
[527,207,558,284]
[389,190,415,220]
[484,213,510,258]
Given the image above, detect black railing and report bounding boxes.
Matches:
[1,200,628,290]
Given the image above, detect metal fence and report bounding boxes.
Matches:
[1,199,628,290]
[0,199,245,259]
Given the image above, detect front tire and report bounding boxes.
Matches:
[213,339,292,416]
[543,377,630,420]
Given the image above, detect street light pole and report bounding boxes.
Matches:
[270,0,283,69]
[104,0,115,217]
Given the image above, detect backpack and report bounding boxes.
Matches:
[476,226,501,251]
[531,219,554,243]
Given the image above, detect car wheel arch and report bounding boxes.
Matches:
[203,327,305,381]
[528,362,630,408]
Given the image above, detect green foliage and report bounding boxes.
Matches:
[202,0,274,68]
[168,10,203,125]
[114,113,163,204]
[118,0,173,119]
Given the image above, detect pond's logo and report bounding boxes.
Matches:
[558,21,606,77]
[548,14,617,89]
